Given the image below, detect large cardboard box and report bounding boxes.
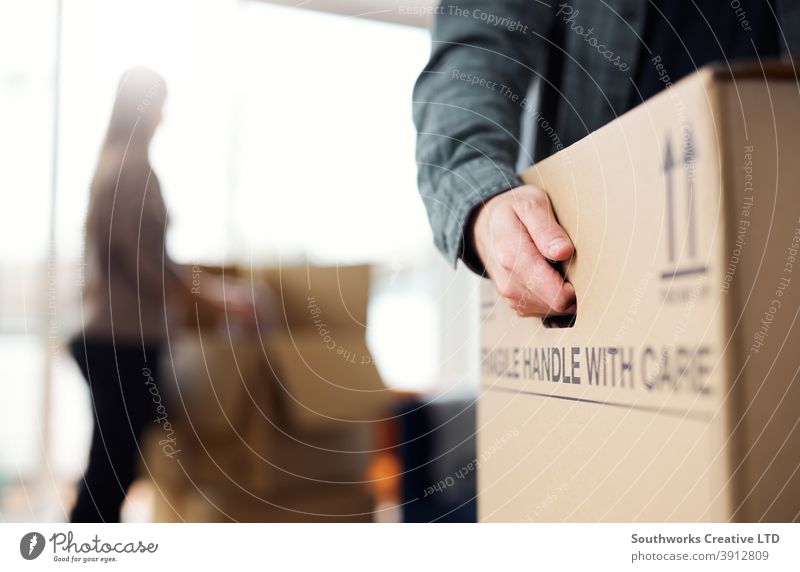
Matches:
[148,264,388,521]
[479,62,800,522]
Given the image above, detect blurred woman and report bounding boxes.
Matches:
[69,67,248,522]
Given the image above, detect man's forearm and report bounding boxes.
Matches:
[412,0,553,272]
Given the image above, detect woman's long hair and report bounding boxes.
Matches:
[101,66,166,152]
[86,67,167,233]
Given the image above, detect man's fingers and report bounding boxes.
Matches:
[489,262,551,316]
[512,185,574,262]
[514,249,576,315]
[489,214,576,316]
[472,184,577,318]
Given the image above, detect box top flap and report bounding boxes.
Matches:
[708,58,799,81]
[252,264,371,332]
[265,331,389,429]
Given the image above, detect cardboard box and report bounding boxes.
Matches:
[478,62,800,522]
[251,264,390,429]
[153,483,374,523]
[147,264,389,521]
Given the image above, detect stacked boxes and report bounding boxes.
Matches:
[147,265,389,522]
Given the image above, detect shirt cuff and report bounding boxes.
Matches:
[436,157,521,276]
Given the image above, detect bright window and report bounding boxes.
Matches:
[0,0,448,521]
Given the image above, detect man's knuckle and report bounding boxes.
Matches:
[526,186,549,206]
[496,280,518,299]
[552,289,575,313]
[552,298,571,314]
[495,249,519,272]
[522,276,539,293]
[528,259,549,280]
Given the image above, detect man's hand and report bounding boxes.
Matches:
[471,184,576,317]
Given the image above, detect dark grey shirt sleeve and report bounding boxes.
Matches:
[412,0,553,274]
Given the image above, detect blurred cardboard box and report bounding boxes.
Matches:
[153,482,374,523]
[254,264,388,429]
[148,264,388,522]
[479,62,800,522]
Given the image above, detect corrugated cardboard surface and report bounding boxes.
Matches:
[715,75,800,522]
[479,62,800,522]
